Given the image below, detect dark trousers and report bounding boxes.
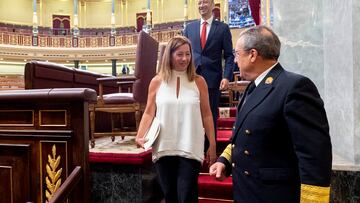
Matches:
[155,156,201,203]
[204,88,220,151]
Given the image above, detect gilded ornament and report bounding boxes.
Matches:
[45,144,62,203]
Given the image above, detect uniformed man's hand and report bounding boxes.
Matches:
[209,162,226,181]
[219,78,229,90]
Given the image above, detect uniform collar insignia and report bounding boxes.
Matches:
[265,77,273,84]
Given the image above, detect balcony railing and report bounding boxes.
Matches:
[0,29,182,47]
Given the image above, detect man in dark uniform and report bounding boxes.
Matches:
[209,26,332,203]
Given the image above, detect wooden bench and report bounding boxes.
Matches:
[0,88,96,203]
[24,61,119,94]
[24,61,124,133]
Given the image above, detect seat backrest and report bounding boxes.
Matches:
[133,31,159,103]
[24,61,118,95]
[25,61,75,89]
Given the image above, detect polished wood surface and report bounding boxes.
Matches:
[0,88,96,203]
[49,166,82,203]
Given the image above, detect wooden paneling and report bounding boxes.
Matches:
[0,144,31,203]
[39,110,67,127]
[0,110,34,126]
[0,166,12,203]
[0,88,96,203]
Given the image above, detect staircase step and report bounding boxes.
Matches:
[217,130,232,148]
[198,174,233,200]
[217,117,236,129]
[199,197,234,203]
[218,107,237,118]
[217,130,232,142]
[197,107,236,202]
[217,130,232,157]
[200,129,232,173]
[201,162,210,173]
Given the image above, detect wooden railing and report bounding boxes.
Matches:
[0,29,181,47]
[49,166,82,203]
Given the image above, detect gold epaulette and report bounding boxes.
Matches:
[220,144,232,163]
[300,184,330,203]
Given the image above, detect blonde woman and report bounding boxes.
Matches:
[136,36,216,203]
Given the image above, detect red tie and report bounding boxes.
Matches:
[201,21,207,49]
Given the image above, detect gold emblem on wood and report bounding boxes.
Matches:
[45,144,62,202]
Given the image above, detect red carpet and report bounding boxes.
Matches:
[198,174,233,200]
[89,150,152,165]
[198,107,237,202]
[217,130,233,142]
[89,136,152,165]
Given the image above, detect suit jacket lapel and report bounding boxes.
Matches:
[203,20,218,51]
[232,64,284,142]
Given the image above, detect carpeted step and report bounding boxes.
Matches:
[217,107,237,130]
[198,107,236,202]
[217,130,232,142]
[199,108,235,202]
[217,117,236,129]
[200,129,233,173]
[199,198,234,203]
[217,130,232,154]
[198,174,233,200]
[218,107,237,118]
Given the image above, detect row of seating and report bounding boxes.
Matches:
[89,31,159,147]
[8,35,247,150]
[0,20,191,36]
[152,21,184,31]
[0,75,24,90]
[0,25,137,36]
[0,23,53,35]
[21,31,161,148]
[79,26,137,36]
[1,30,250,202]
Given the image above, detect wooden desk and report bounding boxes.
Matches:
[0,88,96,203]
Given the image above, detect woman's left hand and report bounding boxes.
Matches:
[135,136,148,148]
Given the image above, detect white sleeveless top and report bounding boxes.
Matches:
[152,70,205,163]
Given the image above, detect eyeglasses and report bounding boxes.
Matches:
[233,50,240,59]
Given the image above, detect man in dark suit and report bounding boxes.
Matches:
[184,0,234,147]
[209,26,332,203]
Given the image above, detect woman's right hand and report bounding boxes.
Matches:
[206,143,217,165]
[135,137,148,148]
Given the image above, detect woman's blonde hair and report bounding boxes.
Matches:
[158,36,196,82]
